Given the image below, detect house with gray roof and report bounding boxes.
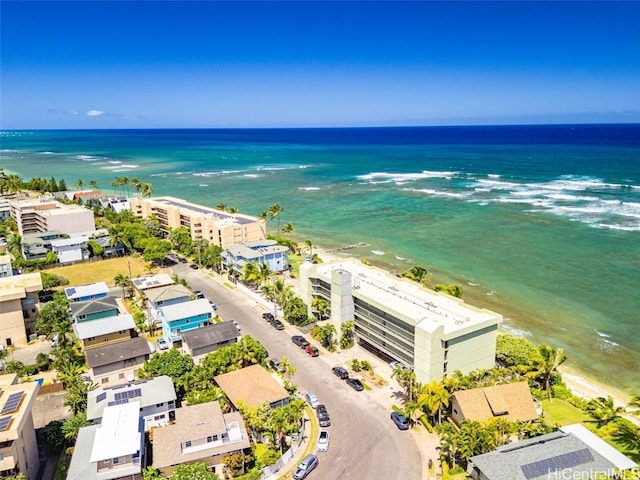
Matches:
[49,236,89,264]
[131,273,175,295]
[65,281,109,302]
[70,296,120,323]
[223,239,289,274]
[67,401,144,480]
[467,423,638,480]
[152,401,251,478]
[87,375,177,431]
[181,322,240,364]
[85,337,153,388]
[73,314,136,350]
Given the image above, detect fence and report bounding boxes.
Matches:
[259,418,307,479]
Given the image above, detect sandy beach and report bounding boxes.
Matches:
[309,246,633,409]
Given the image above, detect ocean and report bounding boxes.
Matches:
[1,125,639,393]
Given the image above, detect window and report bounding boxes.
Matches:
[207,435,218,443]
[154,415,164,421]
[184,441,192,448]
[119,373,125,379]
[156,403,163,407]
[101,377,109,384]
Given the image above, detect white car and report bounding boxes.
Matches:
[305,391,320,409]
[316,430,330,452]
[156,337,169,350]
[232,320,241,331]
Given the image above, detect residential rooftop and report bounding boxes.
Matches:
[160,298,213,322]
[64,281,109,300]
[73,314,135,340]
[131,273,175,291]
[69,296,119,318]
[145,283,192,303]
[85,337,152,368]
[149,196,257,226]
[308,259,501,334]
[181,322,240,350]
[214,364,289,408]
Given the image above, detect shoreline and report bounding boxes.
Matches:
[308,245,632,407]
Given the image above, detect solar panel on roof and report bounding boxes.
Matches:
[0,416,12,431]
[114,391,127,401]
[521,449,594,479]
[66,287,76,295]
[0,392,24,415]
[96,392,107,403]
[128,388,142,398]
[107,398,129,407]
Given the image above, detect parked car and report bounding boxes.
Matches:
[262,312,275,322]
[269,358,281,371]
[316,431,330,452]
[189,263,199,269]
[194,290,205,299]
[209,300,217,310]
[270,318,285,330]
[317,410,331,427]
[346,378,364,391]
[331,366,348,379]
[305,345,319,357]
[293,454,319,480]
[316,404,327,415]
[156,337,169,351]
[305,391,320,409]
[291,335,310,348]
[391,411,410,430]
[231,320,241,331]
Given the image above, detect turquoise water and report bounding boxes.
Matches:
[1,126,639,392]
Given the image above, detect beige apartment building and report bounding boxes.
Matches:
[299,259,502,384]
[0,272,43,346]
[9,196,95,236]
[0,375,40,480]
[130,196,266,248]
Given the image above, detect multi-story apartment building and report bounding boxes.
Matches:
[0,272,42,346]
[129,196,266,248]
[0,376,40,480]
[0,255,12,278]
[299,259,502,384]
[9,196,95,236]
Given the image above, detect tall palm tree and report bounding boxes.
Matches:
[141,182,153,197]
[130,177,142,196]
[268,203,284,235]
[75,178,84,190]
[587,396,626,427]
[304,239,313,257]
[216,202,227,212]
[282,222,294,244]
[527,345,566,401]
[88,179,99,190]
[114,272,130,297]
[227,206,239,214]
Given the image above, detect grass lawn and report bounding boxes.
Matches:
[47,255,154,287]
[541,398,591,426]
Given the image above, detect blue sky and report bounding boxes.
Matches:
[1,1,639,128]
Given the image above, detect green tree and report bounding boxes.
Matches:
[281,222,294,244]
[311,296,330,321]
[268,203,284,235]
[138,349,194,390]
[62,412,90,443]
[527,345,566,401]
[340,320,355,349]
[87,240,104,258]
[75,178,84,190]
[42,420,66,453]
[143,466,163,480]
[312,323,337,350]
[40,271,63,290]
[433,284,463,298]
[168,227,193,256]
[496,333,538,368]
[114,272,130,297]
[171,461,220,480]
[586,395,626,427]
[399,265,432,286]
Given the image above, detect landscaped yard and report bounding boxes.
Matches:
[47,255,154,287]
[541,398,591,426]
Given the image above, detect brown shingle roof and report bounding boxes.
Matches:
[451,382,538,423]
[214,364,289,408]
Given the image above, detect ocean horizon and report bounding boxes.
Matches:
[2,124,639,393]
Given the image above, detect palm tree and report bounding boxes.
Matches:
[421,380,450,425]
[628,394,640,413]
[62,412,90,443]
[116,176,130,196]
[587,396,626,427]
[141,182,153,197]
[304,239,313,258]
[130,177,142,196]
[268,203,284,235]
[282,222,294,243]
[88,179,99,190]
[75,178,84,190]
[527,345,566,401]
[216,202,227,212]
[114,272,130,297]
[227,206,239,214]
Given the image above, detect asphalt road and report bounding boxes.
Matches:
[173,263,423,480]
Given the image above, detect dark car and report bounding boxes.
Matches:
[293,454,319,480]
[262,312,275,322]
[270,319,285,330]
[291,335,310,348]
[317,410,331,427]
[346,378,364,391]
[316,404,327,415]
[305,345,319,357]
[189,263,199,269]
[331,366,348,379]
[391,411,410,430]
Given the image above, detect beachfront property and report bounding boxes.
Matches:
[9,195,95,236]
[214,364,290,409]
[70,296,120,323]
[65,281,109,302]
[87,376,177,431]
[222,239,290,274]
[0,254,12,278]
[449,382,539,426]
[0,375,40,480]
[67,401,145,480]
[129,196,266,248]
[99,196,131,214]
[181,322,240,365]
[0,272,42,346]
[151,401,251,478]
[84,336,154,387]
[299,259,502,384]
[467,423,638,480]
[0,199,10,222]
[158,298,214,345]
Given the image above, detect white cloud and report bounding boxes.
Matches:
[86,109,104,117]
